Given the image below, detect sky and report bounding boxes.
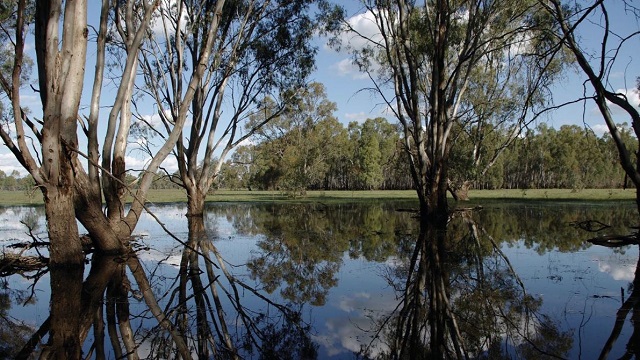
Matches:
[1,1,640,177]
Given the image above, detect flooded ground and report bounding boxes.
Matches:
[0,200,637,359]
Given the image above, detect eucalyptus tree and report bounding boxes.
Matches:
[354,117,401,189]
[446,27,566,199]
[0,1,233,357]
[138,0,316,218]
[322,0,564,216]
[540,0,640,213]
[0,0,91,266]
[249,82,342,193]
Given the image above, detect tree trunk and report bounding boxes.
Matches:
[43,186,84,265]
[74,174,127,253]
[186,187,206,219]
[448,180,471,202]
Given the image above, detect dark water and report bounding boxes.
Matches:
[0,200,638,359]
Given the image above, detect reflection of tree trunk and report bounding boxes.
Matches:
[598,246,640,360]
[185,215,213,359]
[44,265,83,359]
[17,255,121,359]
[93,307,106,360]
[112,266,139,359]
[127,255,192,359]
[393,217,466,359]
[186,214,238,359]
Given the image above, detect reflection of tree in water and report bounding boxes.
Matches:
[4,212,316,359]
[142,214,317,359]
[245,203,345,306]
[0,282,32,358]
[477,202,637,254]
[372,211,572,359]
[235,202,416,305]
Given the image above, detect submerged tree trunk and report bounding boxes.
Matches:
[448,180,472,202]
[45,265,84,359]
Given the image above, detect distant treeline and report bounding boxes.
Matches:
[0,170,34,192]
[106,120,636,193]
[208,121,634,192]
[3,121,629,193]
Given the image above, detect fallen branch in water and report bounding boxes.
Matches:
[587,234,640,247]
[571,220,612,232]
[0,252,48,276]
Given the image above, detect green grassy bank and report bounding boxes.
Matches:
[0,188,636,207]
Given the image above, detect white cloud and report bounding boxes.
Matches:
[338,10,383,51]
[161,156,179,174]
[326,10,385,80]
[0,151,28,176]
[125,155,151,171]
[344,112,368,123]
[602,88,640,115]
[590,124,610,137]
[150,0,189,38]
[140,112,164,129]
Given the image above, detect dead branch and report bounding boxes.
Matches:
[587,234,640,247]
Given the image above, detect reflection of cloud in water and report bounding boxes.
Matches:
[314,292,395,357]
[0,208,42,237]
[598,261,636,281]
[314,315,388,358]
[338,292,370,313]
[136,247,183,268]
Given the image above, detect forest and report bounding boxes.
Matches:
[145,96,636,194]
[217,118,637,193]
[3,113,636,194]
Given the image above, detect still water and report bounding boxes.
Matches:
[0,200,638,359]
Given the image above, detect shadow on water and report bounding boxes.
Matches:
[0,201,638,359]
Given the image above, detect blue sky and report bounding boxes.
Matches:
[315,2,640,133]
[1,1,639,177]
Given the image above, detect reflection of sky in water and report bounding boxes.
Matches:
[504,242,638,360]
[596,254,636,281]
[0,203,638,359]
[0,207,46,242]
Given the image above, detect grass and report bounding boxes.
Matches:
[0,188,636,207]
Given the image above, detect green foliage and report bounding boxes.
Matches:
[224,114,632,192]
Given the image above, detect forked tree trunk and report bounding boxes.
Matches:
[448,180,472,202]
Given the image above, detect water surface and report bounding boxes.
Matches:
[0,201,637,359]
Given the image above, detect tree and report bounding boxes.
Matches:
[250,82,342,194]
[346,117,401,190]
[138,0,316,218]
[0,2,223,354]
[358,120,383,189]
[541,0,640,214]
[322,0,564,217]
